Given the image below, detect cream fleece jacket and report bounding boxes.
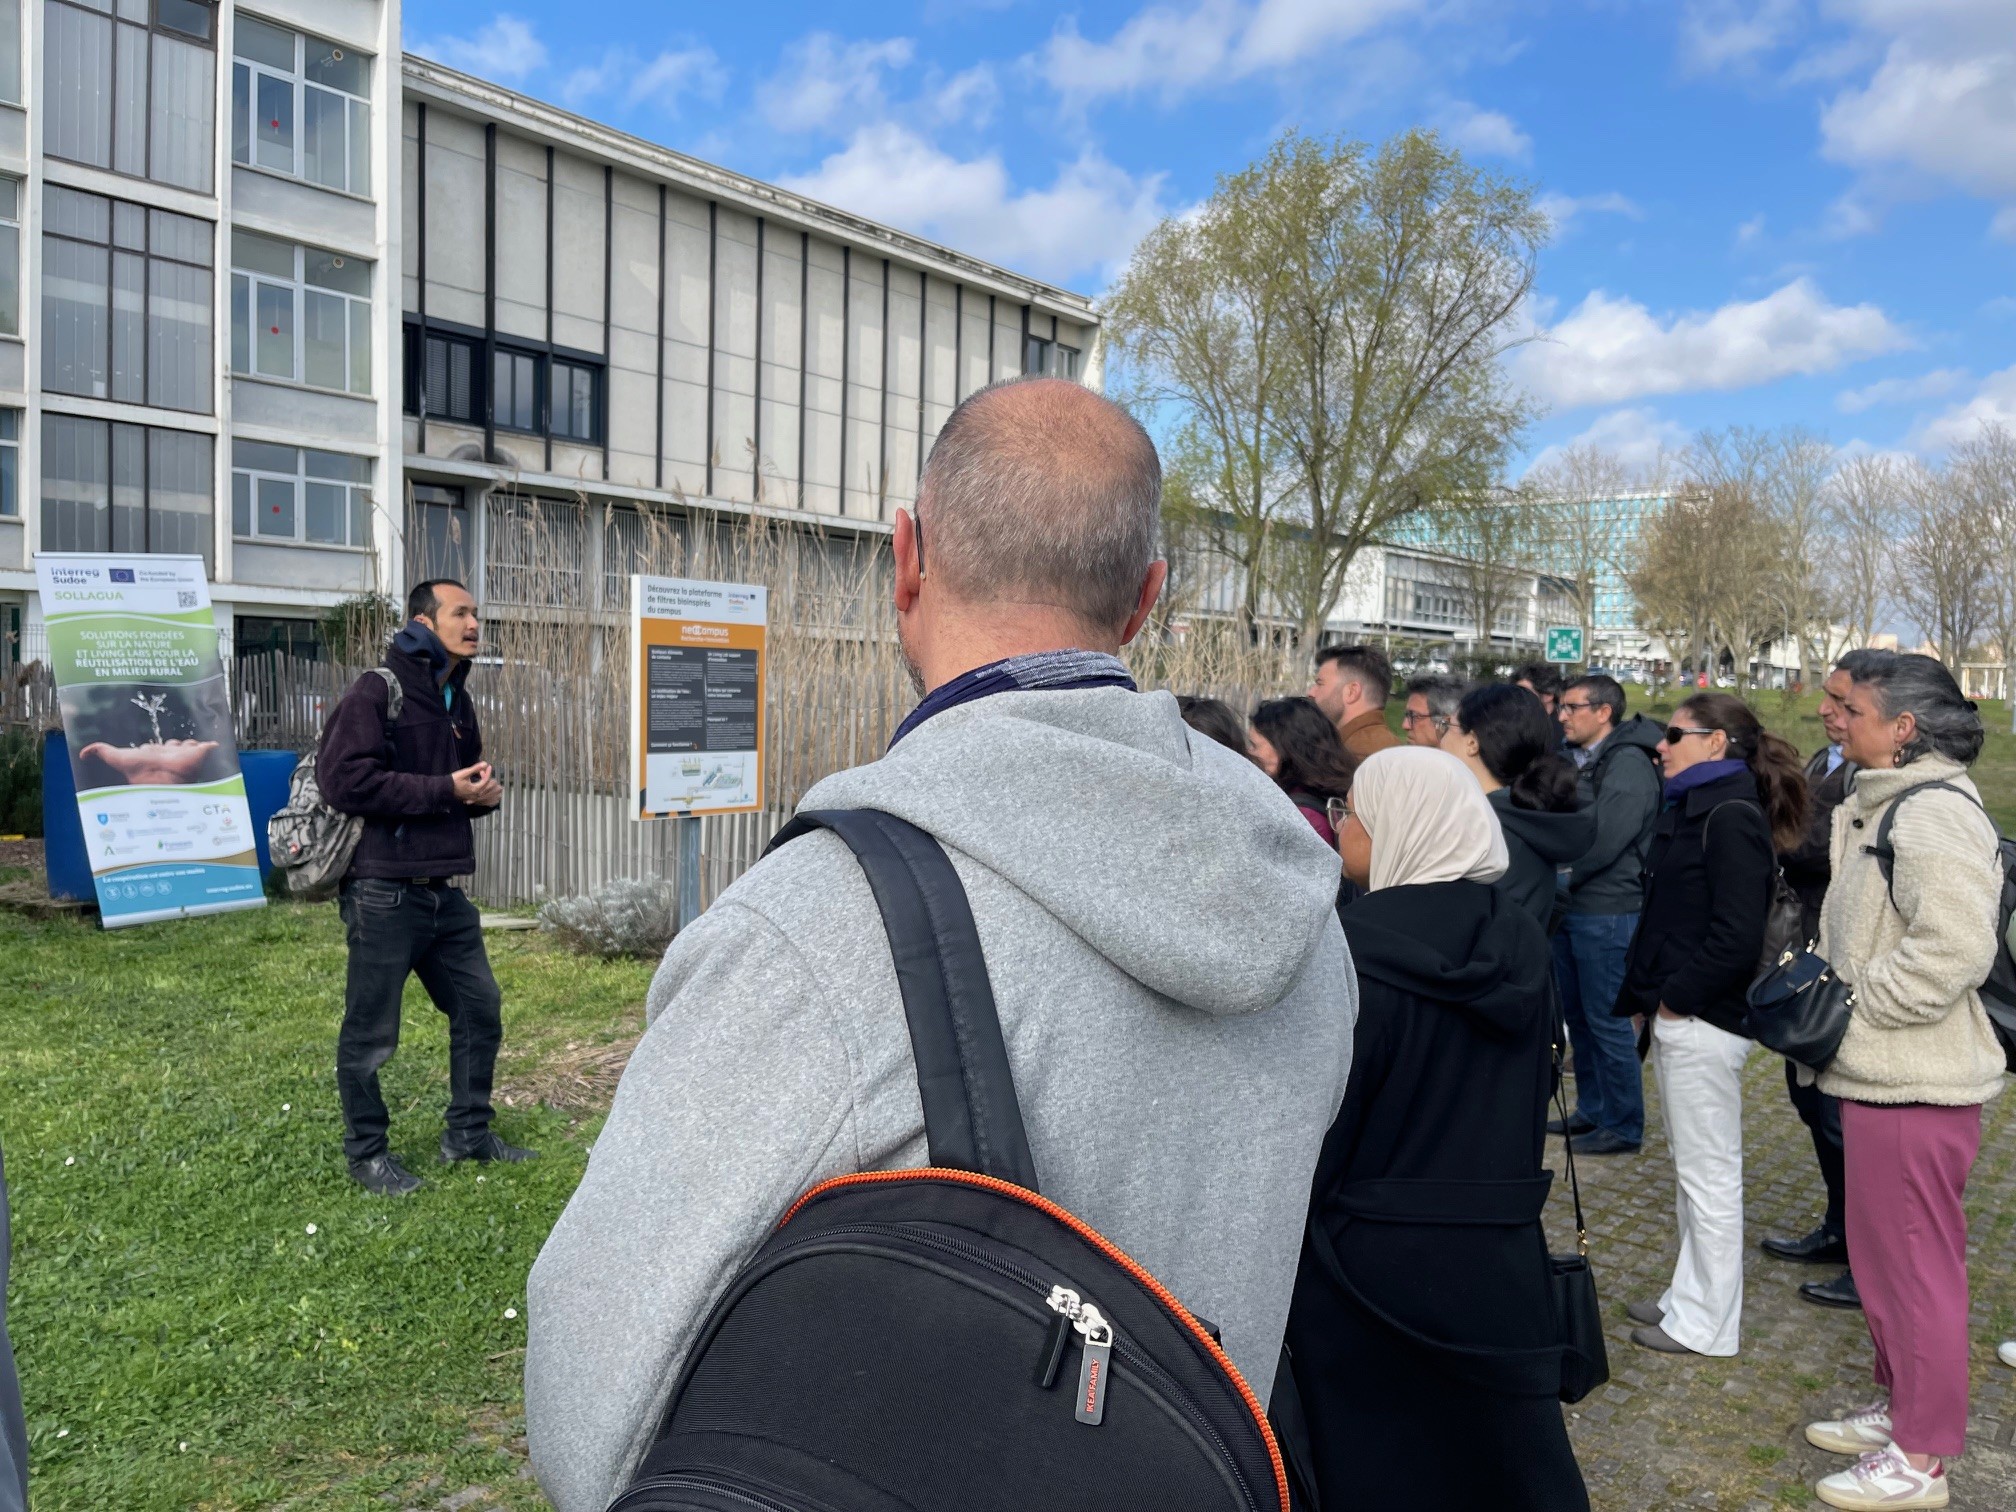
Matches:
[1816,755,2006,1106]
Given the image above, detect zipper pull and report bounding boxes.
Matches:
[1035,1309,1073,1389]
[1074,1303,1114,1426]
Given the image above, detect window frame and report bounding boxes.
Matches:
[44,0,217,193]
[402,322,486,426]
[0,176,17,338]
[230,13,372,196]
[229,439,372,549]
[42,182,214,413]
[229,231,373,396]
[400,318,604,445]
[38,411,215,569]
[0,410,17,517]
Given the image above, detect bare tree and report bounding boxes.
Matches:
[1951,424,2016,696]
[1630,483,1786,688]
[1427,488,1543,659]
[1520,442,1641,661]
[1115,129,1546,646]
[1893,459,1991,673]
[1822,454,1902,648]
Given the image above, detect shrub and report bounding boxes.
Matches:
[538,877,676,959]
[0,728,42,837]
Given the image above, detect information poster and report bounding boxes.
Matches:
[631,576,768,818]
[34,554,265,927]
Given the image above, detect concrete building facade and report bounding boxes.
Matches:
[0,0,1099,668]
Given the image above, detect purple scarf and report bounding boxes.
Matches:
[1663,757,1748,804]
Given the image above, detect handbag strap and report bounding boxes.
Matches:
[1547,978,1591,1256]
[767,808,1040,1192]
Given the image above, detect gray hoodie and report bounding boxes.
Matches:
[523,687,1358,1512]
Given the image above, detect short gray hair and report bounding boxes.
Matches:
[916,377,1161,627]
[1842,650,1985,766]
[1405,673,1469,720]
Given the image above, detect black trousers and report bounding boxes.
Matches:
[1785,1057,1846,1237]
[336,878,502,1162]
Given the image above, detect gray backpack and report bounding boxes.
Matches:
[267,668,402,901]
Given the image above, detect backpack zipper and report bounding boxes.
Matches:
[791,1222,1258,1512]
[607,1471,798,1511]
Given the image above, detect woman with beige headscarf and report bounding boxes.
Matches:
[1281,749,1589,1510]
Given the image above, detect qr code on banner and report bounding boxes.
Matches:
[177,591,197,608]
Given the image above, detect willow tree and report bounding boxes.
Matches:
[1108,129,1545,645]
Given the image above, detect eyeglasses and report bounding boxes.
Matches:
[1662,726,1719,745]
[1399,710,1450,729]
[1557,700,1598,713]
[1325,796,1352,828]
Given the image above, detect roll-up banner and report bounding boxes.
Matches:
[34,554,265,927]
[630,576,768,819]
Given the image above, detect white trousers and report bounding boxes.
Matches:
[1652,1012,1754,1356]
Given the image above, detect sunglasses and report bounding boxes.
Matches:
[1662,726,1719,746]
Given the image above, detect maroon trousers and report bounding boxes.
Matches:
[1841,1099,1982,1458]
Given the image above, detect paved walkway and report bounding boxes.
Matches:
[1544,1052,2016,1511]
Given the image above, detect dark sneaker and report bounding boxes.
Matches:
[1546,1112,1596,1137]
[1800,1270,1863,1310]
[1569,1128,1641,1156]
[1763,1225,1849,1264]
[440,1130,539,1164]
[349,1152,423,1196]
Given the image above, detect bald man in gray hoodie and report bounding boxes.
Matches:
[523,377,1358,1512]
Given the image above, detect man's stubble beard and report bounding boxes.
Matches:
[898,618,925,698]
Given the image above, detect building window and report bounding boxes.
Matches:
[551,358,598,442]
[44,0,216,194]
[492,347,537,432]
[40,413,214,571]
[0,411,16,517]
[0,178,17,338]
[405,482,469,584]
[229,230,371,394]
[230,14,371,196]
[1022,335,1081,381]
[43,184,213,413]
[230,439,370,548]
[401,321,602,443]
[0,0,20,106]
[403,324,483,425]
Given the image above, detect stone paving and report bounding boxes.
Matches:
[1543,1052,2016,1511]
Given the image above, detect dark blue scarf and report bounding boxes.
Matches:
[889,650,1137,748]
[1664,757,1748,804]
[392,619,456,706]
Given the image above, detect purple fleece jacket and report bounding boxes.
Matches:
[317,641,495,879]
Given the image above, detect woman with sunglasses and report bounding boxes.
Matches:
[1250,697,1357,849]
[1614,693,1806,1360]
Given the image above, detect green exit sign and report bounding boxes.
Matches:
[1546,626,1585,664]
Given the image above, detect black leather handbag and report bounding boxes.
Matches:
[1745,948,1855,1073]
[1548,991,1609,1404]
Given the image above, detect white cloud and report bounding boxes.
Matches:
[559,46,726,113]
[1913,365,2016,450]
[409,16,548,83]
[778,123,1167,284]
[927,64,1001,128]
[1438,102,1531,162]
[1536,191,1643,236]
[1513,278,1912,409]
[1677,0,1801,75]
[1525,407,1689,477]
[1734,211,1766,247]
[1815,3,2016,236]
[1836,367,1969,414]
[1983,296,2016,321]
[1038,0,1433,103]
[758,34,918,134]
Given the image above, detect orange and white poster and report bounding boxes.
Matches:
[630,576,768,819]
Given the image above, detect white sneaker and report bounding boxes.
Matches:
[1806,1402,1895,1455]
[1815,1448,1948,1510]
[1999,1340,2016,1368]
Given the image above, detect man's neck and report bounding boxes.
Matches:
[912,612,1118,695]
[1338,701,1375,728]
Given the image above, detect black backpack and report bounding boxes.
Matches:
[1867,780,2016,1073]
[610,808,1290,1512]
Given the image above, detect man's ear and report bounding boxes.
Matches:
[893,509,922,615]
[1119,560,1168,646]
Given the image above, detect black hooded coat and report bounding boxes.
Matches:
[1281,879,1590,1510]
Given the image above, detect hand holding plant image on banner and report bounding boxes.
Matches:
[33,553,265,928]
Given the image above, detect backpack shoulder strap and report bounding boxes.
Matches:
[370,665,403,723]
[1867,780,1994,905]
[766,808,1039,1193]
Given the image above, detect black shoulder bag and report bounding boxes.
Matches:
[1548,985,1609,1403]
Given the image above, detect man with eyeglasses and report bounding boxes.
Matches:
[1401,674,1469,750]
[1549,673,1665,1155]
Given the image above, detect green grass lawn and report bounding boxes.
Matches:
[0,901,653,1511]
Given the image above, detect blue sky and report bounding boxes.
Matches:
[404,1,2016,475]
